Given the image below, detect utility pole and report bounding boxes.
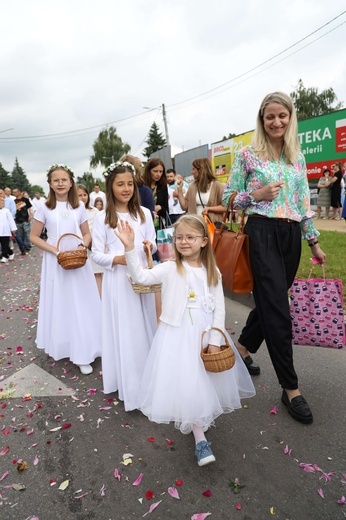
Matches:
[161,104,170,146]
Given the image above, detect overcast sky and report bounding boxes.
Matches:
[1,1,345,192]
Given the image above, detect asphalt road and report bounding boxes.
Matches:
[0,244,345,520]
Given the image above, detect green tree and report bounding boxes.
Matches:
[11,158,31,193]
[0,162,11,188]
[90,126,131,169]
[30,185,46,197]
[76,172,97,193]
[222,132,237,141]
[143,122,167,159]
[291,79,343,121]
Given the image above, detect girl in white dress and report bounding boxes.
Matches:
[30,164,101,375]
[115,214,256,466]
[91,161,157,411]
[77,184,104,297]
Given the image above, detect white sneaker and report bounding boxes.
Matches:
[8,254,14,261]
[78,364,93,375]
[0,257,9,263]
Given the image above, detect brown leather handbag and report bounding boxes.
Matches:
[212,193,253,294]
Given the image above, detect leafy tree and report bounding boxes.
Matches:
[30,185,46,197]
[143,122,167,159]
[11,158,31,193]
[291,79,343,121]
[0,162,11,188]
[222,132,237,141]
[90,126,131,169]
[76,172,98,193]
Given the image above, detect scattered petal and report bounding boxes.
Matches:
[0,471,9,481]
[74,491,89,499]
[34,456,39,466]
[114,468,121,481]
[168,487,180,499]
[235,503,242,510]
[145,490,154,500]
[147,437,155,443]
[100,484,106,496]
[58,479,69,490]
[270,506,275,515]
[17,461,28,472]
[132,473,144,486]
[175,479,183,486]
[165,438,174,445]
[317,488,324,499]
[269,405,277,415]
[191,514,211,520]
[0,445,9,456]
[202,490,212,497]
[337,496,345,505]
[61,423,72,430]
[50,479,56,486]
[12,483,26,491]
[148,500,162,513]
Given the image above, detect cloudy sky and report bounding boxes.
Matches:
[1,1,345,192]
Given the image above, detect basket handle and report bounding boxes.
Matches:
[201,327,229,349]
[57,232,83,250]
[144,243,154,269]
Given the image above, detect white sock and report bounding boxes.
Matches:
[192,424,207,445]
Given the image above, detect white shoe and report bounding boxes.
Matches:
[78,364,93,375]
[8,254,14,261]
[0,257,9,263]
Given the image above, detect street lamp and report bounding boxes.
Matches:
[0,128,14,134]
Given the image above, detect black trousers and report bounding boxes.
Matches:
[0,236,12,258]
[239,217,302,390]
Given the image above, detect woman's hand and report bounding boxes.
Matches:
[202,208,209,215]
[254,182,285,202]
[311,244,326,265]
[142,240,152,253]
[207,344,221,354]
[114,220,135,251]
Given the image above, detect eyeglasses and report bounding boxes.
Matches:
[173,235,205,244]
[51,179,70,185]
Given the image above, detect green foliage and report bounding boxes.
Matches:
[11,158,31,193]
[222,132,237,141]
[0,162,11,188]
[30,185,46,197]
[90,126,131,169]
[296,230,346,300]
[143,122,167,159]
[291,79,343,121]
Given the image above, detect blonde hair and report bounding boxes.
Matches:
[119,154,144,186]
[46,165,79,210]
[252,92,300,164]
[104,165,145,229]
[173,214,219,286]
[192,158,217,192]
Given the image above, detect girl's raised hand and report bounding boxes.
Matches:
[115,220,135,251]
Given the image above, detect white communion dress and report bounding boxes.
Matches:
[124,250,256,434]
[91,209,158,411]
[34,202,101,364]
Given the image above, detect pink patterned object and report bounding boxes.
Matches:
[290,273,345,349]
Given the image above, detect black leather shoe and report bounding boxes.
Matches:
[243,355,260,376]
[281,390,313,424]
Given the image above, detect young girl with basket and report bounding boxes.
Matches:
[30,164,101,375]
[91,162,157,411]
[115,214,255,466]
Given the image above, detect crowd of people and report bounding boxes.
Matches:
[2,90,345,466]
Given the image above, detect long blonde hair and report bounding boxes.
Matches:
[104,165,145,229]
[252,92,300,164]
[173,215,219,286]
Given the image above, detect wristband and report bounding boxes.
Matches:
[78,243,87,249]
[308,240,319,247]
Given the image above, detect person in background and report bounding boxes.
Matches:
[30,164,101,375]
[90,183,106,208]
[166,168,186,224]
[143,158,169,223]
[31,191,47,216]
[120,154,155,218]
[176,158,225,223]
[329,162,342,220]
[13,187,32,255]
[222,91,326,424]
[94,197,104,211]
[0,189,16,218]
[316,168,331,219]
[77,184,104,297]
[0,196,17,262]
[4,187,15,201]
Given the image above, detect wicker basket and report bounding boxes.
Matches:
[57,233,88,270]
[201,327,235,373]
[131,244,162,294]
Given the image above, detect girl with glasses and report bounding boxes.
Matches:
[115,214,255,467]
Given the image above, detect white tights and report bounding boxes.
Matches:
[192,425,207,445]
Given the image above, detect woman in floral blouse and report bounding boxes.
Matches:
[222,92,326,424]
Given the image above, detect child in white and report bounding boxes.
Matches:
[0,197,17,262]
[116,214,255,466]
[91,161,157,411]
[30,164,101,375]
